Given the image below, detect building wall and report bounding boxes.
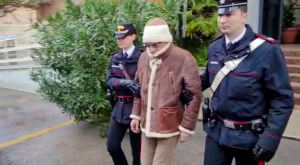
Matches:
[0,7,37,24]
[36,0,85,20]
[0,5,40,93]
[36,0,162,20]
[36,0,64,21]
[0,6,36,40]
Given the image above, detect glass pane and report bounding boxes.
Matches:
[262,0,283,41]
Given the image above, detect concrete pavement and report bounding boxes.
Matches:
[0,88,69,144]
[1,87,300,165]
[283,110,300,140]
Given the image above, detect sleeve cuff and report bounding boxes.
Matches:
[130,114,141,120]
[179,125,195,135]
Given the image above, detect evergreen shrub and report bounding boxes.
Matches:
[31,0,181,131]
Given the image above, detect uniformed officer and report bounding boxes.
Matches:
[106,23,142,165]
[200,0,294,164]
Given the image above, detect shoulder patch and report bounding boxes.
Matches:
[255,34,276,44]
[210,34,223,43]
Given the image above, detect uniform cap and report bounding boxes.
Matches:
[114,23,136,39]
[217,0,247,15]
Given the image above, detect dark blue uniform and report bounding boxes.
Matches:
[106,47,142,165]
[201,25,294,164]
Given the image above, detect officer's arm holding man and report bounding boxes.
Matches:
[106,63,140,97]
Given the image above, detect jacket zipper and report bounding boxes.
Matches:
[169,72,176,94]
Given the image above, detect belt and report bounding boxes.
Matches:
[116,96,133,103]
[217,115,264,131]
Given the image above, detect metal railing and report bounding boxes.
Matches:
[0,34,42,70]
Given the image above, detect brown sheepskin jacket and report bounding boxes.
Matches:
[130,45,202,138]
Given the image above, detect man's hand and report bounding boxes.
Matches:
[179,131,191,143]
[252,145,275,162]
[130,119,140,133]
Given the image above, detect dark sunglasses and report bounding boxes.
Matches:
[144,42,164,48]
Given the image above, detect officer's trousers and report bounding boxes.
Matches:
[107,118,141,165]
[204,135,264,165]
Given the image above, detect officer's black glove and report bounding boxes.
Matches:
[118,79,134,87]
[118,79,141,97]
[252,145,275,162]
[127,82,141,98]
[180,89,193,105]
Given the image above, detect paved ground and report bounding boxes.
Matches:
[0,88,300,165]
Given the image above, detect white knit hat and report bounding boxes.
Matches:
[142,18,173,43]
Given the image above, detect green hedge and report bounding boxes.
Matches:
[184,0,219,66]
[31,0,219,130]
[31,0,181,128]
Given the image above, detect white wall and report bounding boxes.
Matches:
[0,28,39,94]
[0,68,39,93]
[247,0,262,33]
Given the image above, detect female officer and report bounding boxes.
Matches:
[106,23,142,165]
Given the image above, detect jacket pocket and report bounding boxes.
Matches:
[168,71,176,94]
[158,106,183,132]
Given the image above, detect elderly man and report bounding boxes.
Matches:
[130,18,202,165]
